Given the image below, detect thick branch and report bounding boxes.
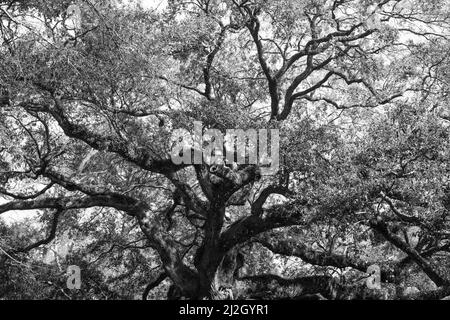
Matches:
[219,199,307,252]
[142,271,167,300]
[370,217,449,287]
[0,194,141,216]
[238,274,334,299]
[251,185,291,216]
[246,15,279,119]
[256,232,395,282]
[38,98,184,174]
[137,205,200,297]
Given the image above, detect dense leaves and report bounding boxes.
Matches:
[0,0,449,299]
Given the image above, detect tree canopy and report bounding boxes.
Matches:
[0,0,449,300]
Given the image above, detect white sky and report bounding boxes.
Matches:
[140,0,168,10]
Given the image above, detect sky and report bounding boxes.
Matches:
[140,0,168,10]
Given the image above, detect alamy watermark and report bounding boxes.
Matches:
[66,265,81,290]
[170,121,280,175]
